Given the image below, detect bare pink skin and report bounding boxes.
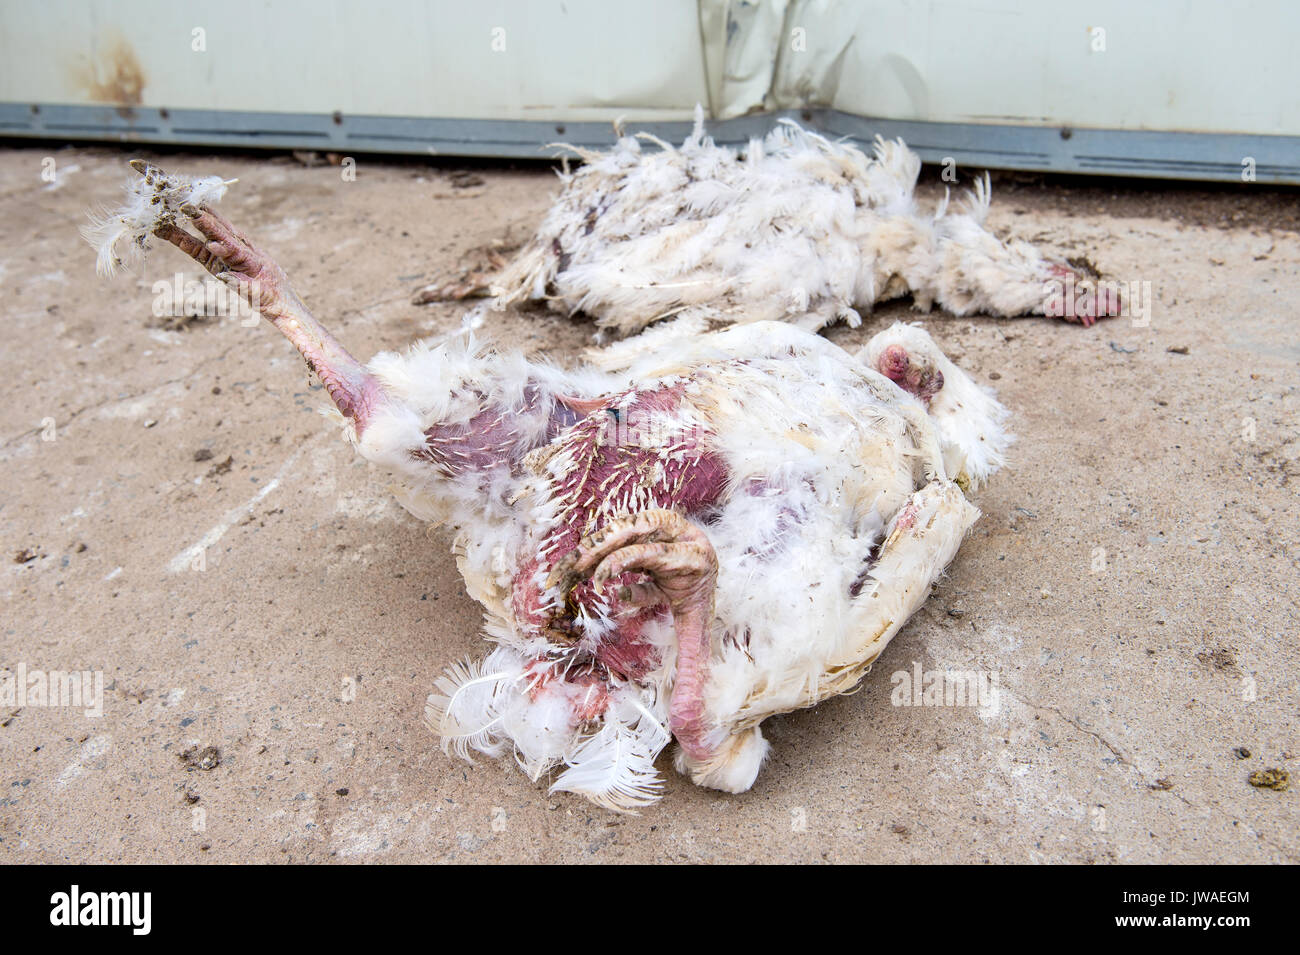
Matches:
[534,386,728,759]
[1044,262,1123,327]
[877,344,944,403]
[892,499,920,531]
[145,169,729,767]
[554,509,720,762]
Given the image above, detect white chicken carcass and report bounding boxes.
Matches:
[493,109,1119,336]
[86,163,1010,810]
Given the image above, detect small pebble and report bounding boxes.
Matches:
[1248,768,1288,791]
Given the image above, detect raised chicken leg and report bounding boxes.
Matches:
[132,161,385,433]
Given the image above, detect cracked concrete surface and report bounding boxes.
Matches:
[0,144,1296,863]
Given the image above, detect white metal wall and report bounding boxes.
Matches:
[4,0,1296,134]
[2,1,1297,180]
[0,0,708,122]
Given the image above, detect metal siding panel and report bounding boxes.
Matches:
[0,0,709,119]
[4,0,1297,180]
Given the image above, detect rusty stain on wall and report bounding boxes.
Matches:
[70,34,146,117]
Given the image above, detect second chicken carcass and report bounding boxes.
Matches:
[493,109,1119,336]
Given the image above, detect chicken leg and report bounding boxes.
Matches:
[133,161,385,434]
[557,509,718,763]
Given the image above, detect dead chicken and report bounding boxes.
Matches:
[493,109,1119,336]
[84,162,1009,810]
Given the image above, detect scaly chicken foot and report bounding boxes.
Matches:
[1043,262,1122,327]
[133,161,385,434]
[562,509,718,763]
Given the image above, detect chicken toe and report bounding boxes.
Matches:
[564,509,719,763]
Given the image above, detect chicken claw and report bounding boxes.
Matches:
[562,509,718,763]
[134,163,385,432]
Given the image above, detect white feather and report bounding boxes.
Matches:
[549,691,672,813]
[424,654,523,761]
[81,166,232,277]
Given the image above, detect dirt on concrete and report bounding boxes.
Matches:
[0,142,1296,863]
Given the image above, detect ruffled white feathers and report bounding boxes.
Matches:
[492,115,1061,336]
[547,695,671,812]
[81,163,233,276]
[425,646,672,812]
